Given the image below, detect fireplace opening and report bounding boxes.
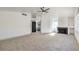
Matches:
[57,27,68,34]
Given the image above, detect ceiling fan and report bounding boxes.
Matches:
[38,7,50,13]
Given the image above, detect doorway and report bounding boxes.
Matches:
[32,21,36,32]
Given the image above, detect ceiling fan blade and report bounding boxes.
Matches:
[40,7,43,11]
[45,8,50,11]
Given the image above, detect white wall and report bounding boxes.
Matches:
[75,15,79,42]
[41,13,52,33]
[74,8,79,43]
[75,31,79,42]
[0,11,31,40]
[58,17,68,27]
[41,13,58,33]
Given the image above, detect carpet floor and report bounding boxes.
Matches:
[0,33,79,51]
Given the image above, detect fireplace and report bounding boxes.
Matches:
[57,27,68,34]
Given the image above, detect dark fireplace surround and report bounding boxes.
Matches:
[57,27,68,34]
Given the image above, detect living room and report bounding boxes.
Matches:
[0,7,79,51]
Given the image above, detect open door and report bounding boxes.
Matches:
[32,21,36,32]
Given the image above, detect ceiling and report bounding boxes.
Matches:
[0,7,76,17]
[0,7,40,12]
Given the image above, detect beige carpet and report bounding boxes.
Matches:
[0,33,79,51]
